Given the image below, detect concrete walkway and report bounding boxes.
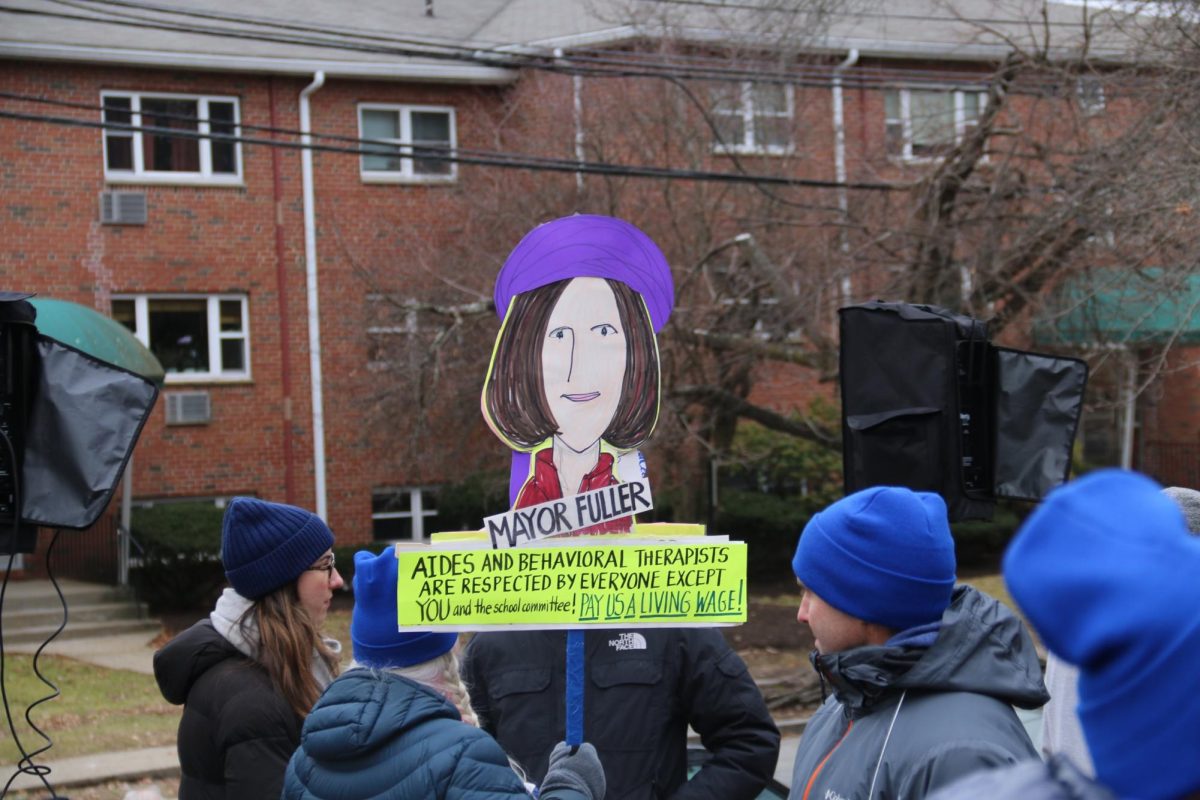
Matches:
[6,746,179,794]
[7,630,160,675]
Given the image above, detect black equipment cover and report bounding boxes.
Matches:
[839,301,1087,521]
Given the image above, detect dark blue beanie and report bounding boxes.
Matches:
[1004,469,1200,800]
[351,549,457,668]
[792,486,956,631]
[221,497,334,600]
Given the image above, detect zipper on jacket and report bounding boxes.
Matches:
[801,718,854,800]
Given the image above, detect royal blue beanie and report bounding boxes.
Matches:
[1004,469,1200,800]
[351,549,457,668]
[792,486,956,631]
[221,497,334,600]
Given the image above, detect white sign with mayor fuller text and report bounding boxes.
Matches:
[484,478,654,549]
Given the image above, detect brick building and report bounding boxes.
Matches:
[2,0,1195,578]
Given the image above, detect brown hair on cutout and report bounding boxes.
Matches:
[485,278,659,451]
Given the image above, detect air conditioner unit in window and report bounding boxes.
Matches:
[99,191,148,225]
[165,391,211,425]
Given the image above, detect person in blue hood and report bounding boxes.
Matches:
[282,548,605,800]
[786,486,1048,799]
[928,470,1200,800]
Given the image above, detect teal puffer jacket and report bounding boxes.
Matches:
[282,669,586,800]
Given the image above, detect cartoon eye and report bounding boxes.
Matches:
[548,326,571,340]
[592,323,619,337]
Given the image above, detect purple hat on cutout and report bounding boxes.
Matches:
[493,214,675,332]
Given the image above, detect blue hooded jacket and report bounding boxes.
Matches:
[282,668,587,800]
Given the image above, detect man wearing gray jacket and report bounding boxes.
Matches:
[787,486,1048,800]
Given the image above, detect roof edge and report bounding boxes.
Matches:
[0,41,519,83]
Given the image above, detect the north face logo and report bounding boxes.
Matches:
[608,633,647,651]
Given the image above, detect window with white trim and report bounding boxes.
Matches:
[372,487,438,541]
[359,104,456,182]
[711,81,794,154]
[884,88,987,161]
[102,91,241,184]
[111,295,249,382]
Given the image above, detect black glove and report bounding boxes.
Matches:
[539,742,606,800]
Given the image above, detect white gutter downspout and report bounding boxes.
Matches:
[1121,346,1136,469]
[555,48,586,196]
[300,71,328,520]
[832,49,859,306]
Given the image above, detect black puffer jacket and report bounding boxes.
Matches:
[462,628,780,800]
[154,620,301,800]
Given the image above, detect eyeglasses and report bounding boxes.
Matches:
[306,553,336,580]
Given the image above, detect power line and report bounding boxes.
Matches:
[0,105,909,191]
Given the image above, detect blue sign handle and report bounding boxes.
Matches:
[565,629,585,746]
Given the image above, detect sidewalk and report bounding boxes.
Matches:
[6,746,178,794]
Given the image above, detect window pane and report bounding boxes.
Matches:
[362,110,402,171]
[884,90,900,121]
[885,121,904,156]
[111,299,136,331]
[411,112,452,175]
[909,90,956,153]
[362,109,400,140]
[219,300,243,332]
[363,151,404,172]
[714,114,746,147]
[752,83,788,114]
[102,97,131,125]
[411,112,450,144]
[209,101,237,174]
[711,83,741,115]
[373,491,412,514]
[372,515,413,541]
[962,92,981,122]
[220,339,245,371]
[147,298,209,373]
[141,98,200,172]
[754,115,790,148]
[106,136,134,170]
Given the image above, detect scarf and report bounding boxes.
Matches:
[210,587,341,690]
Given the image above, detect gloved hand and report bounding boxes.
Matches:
[539,742,606,800]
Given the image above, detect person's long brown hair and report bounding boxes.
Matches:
[241,585,340,719]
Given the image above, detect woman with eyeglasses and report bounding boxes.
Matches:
[154,496,345,799]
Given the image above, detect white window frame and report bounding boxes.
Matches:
[113,294,250,383]
[101,91,243,185]
[372,487,438,542]
[358,104,457,183]
[364,293,419,373]
[885,87,988,163]
[712,81,795,156]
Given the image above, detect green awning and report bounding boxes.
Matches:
[29,297,165,386]
[1035,268,1200,347]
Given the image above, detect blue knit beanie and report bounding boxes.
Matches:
[351,549,457,668]
[221,497,334,600]
[792,486,956,631]
[1004,469,1200,800]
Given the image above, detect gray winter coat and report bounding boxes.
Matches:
[924,754,1116,800]
[788,586,1049,800]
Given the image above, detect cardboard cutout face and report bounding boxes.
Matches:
[483,214,676,507]
[542,278,628,453]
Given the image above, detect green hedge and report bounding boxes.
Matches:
[130,502,226,612]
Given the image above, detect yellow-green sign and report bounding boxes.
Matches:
[396,541,747,630]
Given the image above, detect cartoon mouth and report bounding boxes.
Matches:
[562,392,601,402]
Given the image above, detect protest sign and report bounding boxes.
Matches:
[396,539,746,631]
